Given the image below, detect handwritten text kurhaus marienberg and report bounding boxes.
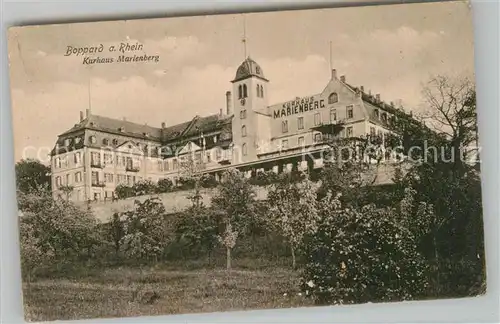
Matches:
[64,42,160,64]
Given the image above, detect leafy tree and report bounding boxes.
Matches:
[17,187,99,261]
[15,159,51,194]
[174,205,218,264]
[386,75,484,296]
[119,198,169,261]
[267,173,319,268]
[108,213,125,256]
[58,185,74,201]
[211,169,257,270]
[19,219,47,287]
[302,191,429,305]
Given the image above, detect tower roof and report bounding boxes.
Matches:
[232,57,268,82]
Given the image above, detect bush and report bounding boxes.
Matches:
[200,174,218,188]
[115,184,135,199]
[132,180,157,196]
[157,178,174,193]
[302,192,429,305]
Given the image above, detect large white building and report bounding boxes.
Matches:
[50,57,411,201]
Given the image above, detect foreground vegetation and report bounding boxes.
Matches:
[17,75,485,321]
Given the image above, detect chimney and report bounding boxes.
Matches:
[390,101,394,107]
[85,108,91,118]
[219,108,223,116]
[355,87,361,97]
[360,86,364,92]
[331,69,337,80]
[226,91,232,115]
[340,75,346,83]
[161,122,166,128]
[79,111,84,122]
[376,94,381,102]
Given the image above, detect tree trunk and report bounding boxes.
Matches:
[226,247,232,271]
[433,233,441,294]
[291,245,296,269]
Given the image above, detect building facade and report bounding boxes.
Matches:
[51,57,411,201]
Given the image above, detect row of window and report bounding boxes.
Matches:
[280,106,354,133]
[373,109,397,124]
[237,84,265,100]
[55,171,83,187]
[278,127,355,150]
[54,152,82,168]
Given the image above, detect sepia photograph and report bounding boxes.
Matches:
[7,1,486,321]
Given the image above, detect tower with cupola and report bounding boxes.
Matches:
[230,57,271,163]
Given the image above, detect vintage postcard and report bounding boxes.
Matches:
[8,1,485,321]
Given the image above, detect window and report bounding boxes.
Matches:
[328,92,338,104]
[256,84,261,97]
[297,117,304,130]
[381,112,388,122]
[238,85,243,99]
[91,171,99,184]
[240,110,247,119]
[330,109,337,122]
[89,135,96,144]
[242,143,248,156]
[164,160,170,171]
[206,152,211,163]
[314,113,321,126]
[75,172,82,183]
[241,125,247,137]
[104,153,113,165]
[370,127,376,137]
[66,174,70,185]
[157,160,163,172]
[256,66,261,74]
[260,85,264,98]
[102,138,109,145]
[216,148,222,160]
[282,120,289,133]
[55,157,61,168]
[112,139,119,146]
[298,136,305,147]
[281,140,289,150]
[105,173,114,183]
[314,133,322,143]
[55,176,61,188]
[346,105,354,119]
[127,175,132,185]
[91,152,100,166]
[64,138,70,146]
[74,152,81,165]
[243,84,248,98]
[172,159,178,170]
[346,126,353,137]
[374,109,379,118]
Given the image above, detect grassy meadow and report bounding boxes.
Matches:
[23,258,313,322]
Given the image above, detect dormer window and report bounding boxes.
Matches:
[381,112,388,122]
[213,135,218,143]
[89,136,96,144]
[328,92,338,104]
[118,127,125,132]
[256,66,261,74]
[64,138,71,146]
[374,109,379,118]
[102,138,109,145]
[112,139,119,146]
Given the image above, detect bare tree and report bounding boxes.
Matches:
[421,75,478,171]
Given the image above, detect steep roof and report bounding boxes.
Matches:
[232,57,268,82]
[161,114,232,142]
[60,114,162,140]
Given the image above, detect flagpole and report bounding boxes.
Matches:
[243,14,247,59]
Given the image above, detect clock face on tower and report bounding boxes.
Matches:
[240,98,246,106]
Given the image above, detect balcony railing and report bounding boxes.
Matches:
[126,166,140,172]
[91,181,105,187]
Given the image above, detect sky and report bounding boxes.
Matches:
[7,1,475,163]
